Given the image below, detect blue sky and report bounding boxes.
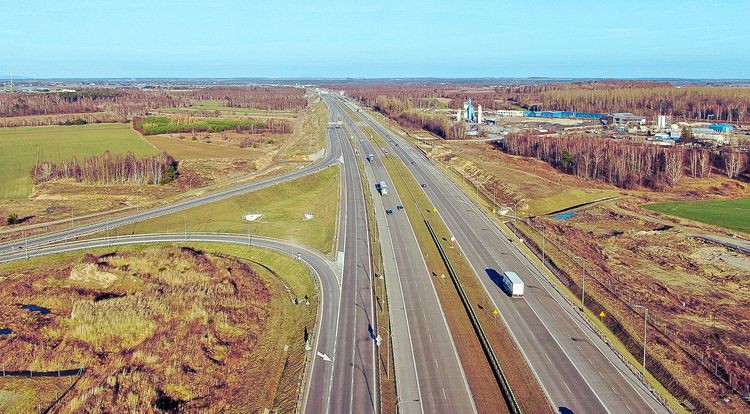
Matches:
[2,0,749,79]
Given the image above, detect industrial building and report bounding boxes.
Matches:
[458,98,482,123]
[608,113,647,127]
[709,123,734,133]
[497,110,525,117]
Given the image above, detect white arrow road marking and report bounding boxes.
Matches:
[317,352,332,362]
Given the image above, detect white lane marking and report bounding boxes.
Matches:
[564,382,572,394]
[544,352,552,364]
[434,357,440,369]
[442,388,447,400]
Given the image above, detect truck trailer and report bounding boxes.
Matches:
[501,271,524,298]
[377,180,388,196]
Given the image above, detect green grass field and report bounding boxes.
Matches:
[136,116,268,135]
[0,124,157,199]
[120,166,340,254]
[643,198,750,234]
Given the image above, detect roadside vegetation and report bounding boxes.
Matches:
[0,243,316,413]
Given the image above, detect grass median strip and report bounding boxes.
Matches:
[365,124,552,413]
[113,166,340,255]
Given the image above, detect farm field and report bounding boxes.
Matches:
[0,124,156,199]
[144,134,264,160]
[161,100,297,118]
[0,243,316,412]
[120,166,340,255]
[644,198,750,234]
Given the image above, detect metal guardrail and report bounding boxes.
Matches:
[425,220,522,414]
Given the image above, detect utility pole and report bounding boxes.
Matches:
[574,256,585,311]
[377,326,391,379]
[632,304,649,376]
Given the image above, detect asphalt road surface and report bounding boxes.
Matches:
[328,97,478,414]
[347,96,670,414]
[324,124,378,413]
[0,232,341,414]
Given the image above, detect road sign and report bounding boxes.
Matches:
[599,311,606,318]
[492,308,499,315]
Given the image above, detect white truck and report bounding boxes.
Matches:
[377,180,388,196]
[501,271,524,298]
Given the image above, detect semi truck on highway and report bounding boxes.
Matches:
[376,181,388,196]
[501,271,524,297]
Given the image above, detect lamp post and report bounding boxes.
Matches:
[632,304,649,375]
[377,326,391,380]
[573,256,585,311]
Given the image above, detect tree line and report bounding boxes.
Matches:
[0,86,307,118]
[31,152,178,185]
[498,134,749,189]
[366,95,464,139]
[341,81,750,123]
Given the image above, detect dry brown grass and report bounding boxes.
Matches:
[0,243,316,412]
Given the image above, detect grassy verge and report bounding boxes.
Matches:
[503,221,688,413]
[371,132,550,413]
[113,166,340,255]
[276,100,329,162]
[0,242,316,412]
[644,197,750,234]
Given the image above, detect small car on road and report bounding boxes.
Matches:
[385,209,394,215]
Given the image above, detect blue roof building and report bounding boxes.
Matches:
[709,123,734,133]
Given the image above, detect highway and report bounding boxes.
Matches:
[337,96,671,414]
[0,232,341,413]
[324,124,378,413]
[327,97,477,414]
[0,130,343,255]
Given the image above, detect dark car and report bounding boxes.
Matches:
[385,209,394,215]
[420,183,427,188]
[396,205,404,210]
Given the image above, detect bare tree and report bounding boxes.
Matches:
[664,148,684,187]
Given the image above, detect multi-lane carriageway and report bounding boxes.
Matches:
[332,95,670,414]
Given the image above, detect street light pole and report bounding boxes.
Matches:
[632,304,649,375]
[574,256,585,310]
[378,326,391,379]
